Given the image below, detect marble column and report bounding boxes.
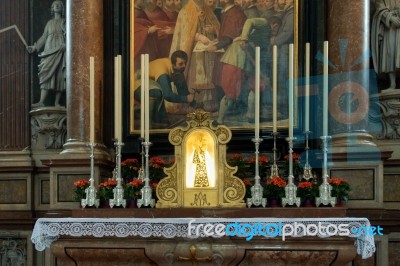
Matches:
[62,0,110,158]
[327,0,375,147]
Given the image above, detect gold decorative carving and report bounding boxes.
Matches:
[177,245,212,264]
[156,109,246,208]
[190,192,211,207]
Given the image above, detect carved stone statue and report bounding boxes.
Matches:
[371,0,400,91]
[27,0,66,107]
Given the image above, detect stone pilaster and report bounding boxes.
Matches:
[327,0,375,147]
[62,0,110,159]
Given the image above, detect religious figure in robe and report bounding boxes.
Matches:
[169,0,221,113]
[193,136,210,187]
[28,0,66,108]
[206,0,247,124]
[371,0,400,91]
[146,0,176,58]
[133,0,160,70]
[270,0,294,119]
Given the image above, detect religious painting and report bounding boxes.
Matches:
[129,0,299,134]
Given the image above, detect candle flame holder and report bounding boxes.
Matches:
[247,137,267,208]
[269,132,280,178]
[110,139,126,208]
[137,141,156,208]
[81,143,100,208]
[316,135,336,207]
[282,137,301,207]
[302,131,313,180]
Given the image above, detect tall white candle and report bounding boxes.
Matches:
[114,55,122,141]
[90,57,95,143]
[140,54,145,139]
[289,44,294,139]
[144,54,150,142]
[114,56,119,140]
[255,47,260,139]
[272,45,277,133]
[305,43,310,132]
[118,55,123,141]
[323,41,329,136]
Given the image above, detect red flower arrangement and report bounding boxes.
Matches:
[98,179,118,200]
[328,177,351,201]
[121,158,140,180]
[297,181,319,200]
[73,179,89,201]
[264,176,287,199]
[283,152,301,176]
[124,179,144,199]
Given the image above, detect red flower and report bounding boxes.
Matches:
[284,153,300,161]
[128,179,143,187]
[298,181,312,189]
[243,179,252,186]
[230,153,244,161]
[268,176,287,188]
[328,177,348,186]
[99,179,118,189]
[73,179,89,188]
[248,155,269,165]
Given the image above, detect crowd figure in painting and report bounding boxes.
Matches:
[133,0,294,129]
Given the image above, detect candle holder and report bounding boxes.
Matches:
[302,131,313,180]
[316,135,336,207]
[81,143,100,208]
[247,137,267,208]
[138,137,145,181]
[282,137,301,207]
[109,139,126,208]
[137,141,156,208]
[269,132,280,178]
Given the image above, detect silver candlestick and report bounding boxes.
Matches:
[282,137,301,207]
[316,135,336,207]
[137,141,155,208]
[302,131,313,180]
[247,137,267,208]
[81,143,100,208]
[109,139,126,208]
[269,132,280,178]
[138,137,145,181]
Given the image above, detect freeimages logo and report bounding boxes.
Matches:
[187,220,383,241]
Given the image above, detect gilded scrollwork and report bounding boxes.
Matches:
[156,108,246,208]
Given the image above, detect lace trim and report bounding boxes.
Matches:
[31,217,375,259]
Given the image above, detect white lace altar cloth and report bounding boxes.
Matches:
[31,217,375,259]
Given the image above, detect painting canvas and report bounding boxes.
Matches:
[130,0,298,134]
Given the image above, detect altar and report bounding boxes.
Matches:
[31,208,375,266]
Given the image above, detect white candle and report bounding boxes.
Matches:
[255,47,260,139]
[90,57,95,143]
[118,55,123,141]
[140,54,145,139]
[323,41,329,136]
[114,55,122,141]
[272,45,277,133]
[114,56,119,140]
[144,54,150,142]
[288,44,294,139]
[305,43,310,132]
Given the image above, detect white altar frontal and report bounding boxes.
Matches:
[31,215,375,265]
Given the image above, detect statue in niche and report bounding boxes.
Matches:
[27,0,66,108]
[193,135,210,187]
[371,0,400,91]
